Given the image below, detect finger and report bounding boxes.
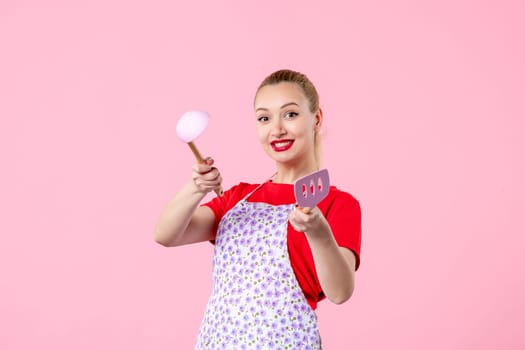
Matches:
[289,208,303,227]
[193,162,213,174]
[293,206,311,219]
[300,207,312,214]
[195,170,221,185]
[292,207,319,229]
[192,157,215,172]
[288,215,305,232]
[194,177,221,191]
[205,171,221,183]
[202,168,220,181]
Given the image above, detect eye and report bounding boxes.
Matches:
[283,111,298,120]
[257,115,270,123]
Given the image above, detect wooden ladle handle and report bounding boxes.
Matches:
[187,142,223,197]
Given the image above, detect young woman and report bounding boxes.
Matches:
[155,69,362,349]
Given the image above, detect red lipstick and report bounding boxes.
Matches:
[270,139,294,152]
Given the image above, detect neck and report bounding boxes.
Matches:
[272,160,319,184]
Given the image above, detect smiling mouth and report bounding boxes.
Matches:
[270,140,294,152]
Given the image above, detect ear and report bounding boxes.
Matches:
[314,108,323,131]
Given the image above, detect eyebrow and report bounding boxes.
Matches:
[255,102,299,112]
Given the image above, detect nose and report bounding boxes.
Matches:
[270,118,286,138]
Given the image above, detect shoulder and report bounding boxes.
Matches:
[323,186,361,212]
[318,186,361,225]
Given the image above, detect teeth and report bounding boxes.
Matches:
[274,141,291,147]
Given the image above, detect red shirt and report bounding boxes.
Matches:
[203,181,361,310]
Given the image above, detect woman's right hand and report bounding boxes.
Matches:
[192,157,223,195]
[155,157,220,247]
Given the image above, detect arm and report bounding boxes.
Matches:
[288,207,356,304]
[154,159,222,247]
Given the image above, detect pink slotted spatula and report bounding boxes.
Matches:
[293,169,330,211]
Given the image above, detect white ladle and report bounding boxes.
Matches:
[176,110,223,196]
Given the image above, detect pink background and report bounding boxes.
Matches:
[1,1,524,349]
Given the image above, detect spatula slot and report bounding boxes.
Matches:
[293,169,330,208]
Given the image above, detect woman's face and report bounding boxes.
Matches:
[254,82,321,167]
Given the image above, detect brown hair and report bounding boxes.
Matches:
[255,69,323,167]
[255,69,320,113]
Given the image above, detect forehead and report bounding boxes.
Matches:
[254,82,307,109]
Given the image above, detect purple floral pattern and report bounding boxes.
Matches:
[195,201,321,349]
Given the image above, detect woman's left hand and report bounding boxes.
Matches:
[288,206,329,236]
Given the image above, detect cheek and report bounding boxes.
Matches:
[256,126,267,144]
[291,123,311,139]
